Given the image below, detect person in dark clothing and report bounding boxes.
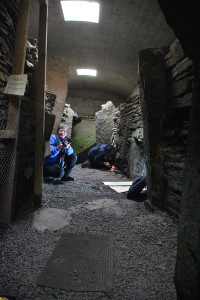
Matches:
[82,144,116,170]
[43,123,77,183]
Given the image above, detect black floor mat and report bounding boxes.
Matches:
[36,233,114,292]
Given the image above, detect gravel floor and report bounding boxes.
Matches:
[0,164,178,300]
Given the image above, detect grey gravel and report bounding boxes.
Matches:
[0,165,177,300]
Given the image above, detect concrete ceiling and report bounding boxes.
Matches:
[28,0,175,99]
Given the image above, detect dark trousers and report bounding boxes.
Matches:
[43,153,77,178]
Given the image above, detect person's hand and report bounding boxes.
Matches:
[104,162,110,167]
[104,162,113,169]
[57,142,64,150]
[66,143,70,148]
[109,165,115,172]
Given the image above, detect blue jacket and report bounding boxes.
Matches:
[44,134,73,165]
[88,144,115,166]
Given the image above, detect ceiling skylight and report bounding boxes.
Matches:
[77,69,97,76]
[60,1,99,23]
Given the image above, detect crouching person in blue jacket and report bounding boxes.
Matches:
[44,123,77,183]
[82,144,116,171]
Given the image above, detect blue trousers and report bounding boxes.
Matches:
[43,153,77,178]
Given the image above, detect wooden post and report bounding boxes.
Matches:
[7,0,30,128]
[0,0,30,224]
[34,0,48,207]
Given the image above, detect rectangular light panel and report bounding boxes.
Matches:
[77,69,97,76]
[60,1,100,23]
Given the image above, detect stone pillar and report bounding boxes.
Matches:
[139,48,168,209]
[95,100,115,145]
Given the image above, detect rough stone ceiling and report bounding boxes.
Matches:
[29,0,175,98]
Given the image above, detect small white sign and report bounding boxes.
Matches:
[4,74,27,96]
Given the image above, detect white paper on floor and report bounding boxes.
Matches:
[103,181,132,193]
[109,185,131,193]
[103,181,132,186]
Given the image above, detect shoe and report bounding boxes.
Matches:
[45,177,55,183]
[52,179,65,185]
[61,175,76,181]
[44,177,64,184]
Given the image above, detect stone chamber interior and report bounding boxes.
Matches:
[0,1,200,299]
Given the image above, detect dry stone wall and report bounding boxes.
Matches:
[0,0,18,221]
[162,40,193,217]
[45,89,56,114]
[111,94,145,179]
[0,0,18,130]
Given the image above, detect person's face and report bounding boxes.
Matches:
[58,128,67,138]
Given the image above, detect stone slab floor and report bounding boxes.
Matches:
[0,164,177,300]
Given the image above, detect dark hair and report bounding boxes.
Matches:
[107,144,115,153]
[106,144,116,160]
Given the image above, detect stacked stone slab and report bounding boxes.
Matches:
[45,89,56,114]
[111,94,145,179]
[0,0,18,223]
[162,40,193,217]
[61,104,75,138]
[0,0,18,130]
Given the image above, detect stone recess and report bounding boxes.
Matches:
[111,94,145,179]
[62,104,96,156]
[95,101,116,145]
